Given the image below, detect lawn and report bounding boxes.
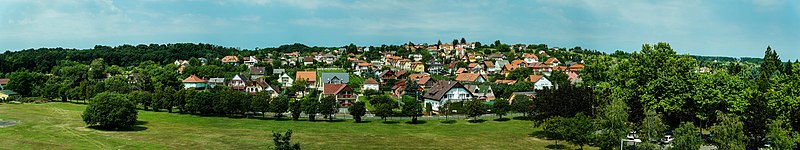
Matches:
[0,102,596,150]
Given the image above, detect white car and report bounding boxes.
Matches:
[627,131,638,140]
[661,135,674,144]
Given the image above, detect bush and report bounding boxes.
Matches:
[82,92,138,129]
[17,97,49,103]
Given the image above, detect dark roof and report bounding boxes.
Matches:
[250,67,266,75]
[422,81,467,101]
[303,56,314,62]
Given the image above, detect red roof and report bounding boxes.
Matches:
[182,75,207,83]
[221,56,239,63]
[364,77,379,84]
[323,84,348,95]
[296,71,317,82]
[456,73,483,82]
[528,75,544,82]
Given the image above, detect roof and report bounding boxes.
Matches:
[0,78,8,85]
[303,56,314,62]
[528,75,544,82]
[296,71,317,82]
[495,80,517,84]
[246,78,269,88]
[408,74,429,80]
[512,60,527,67]
[423,81,469,101]
[483,61,495,68]
[569,64,585,69]
[208,78,225,83]
[0,90,18,95]
[364,77,379,84]
[545,58,560,64]
[250,67,266,75]
[323,84,349,95]
[417,76,432,85]
[468,63,479,68]
[455,73,484,82]
[221,56,239,63]
[320,73,350,84]
[182,75,207,83]
[523,53,539,60]
[273,69,286,74]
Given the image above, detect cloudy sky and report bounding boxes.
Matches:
[1,0,798,59]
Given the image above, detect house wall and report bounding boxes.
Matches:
[363,84,379,91]
[183,82,207,89]
[534,78,553,90]
[424,87,472,112]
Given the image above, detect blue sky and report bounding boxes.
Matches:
[1,0,798,59]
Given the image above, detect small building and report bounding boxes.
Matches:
[320,73,350,85]
[273,69,286,76]
[182,75,209,89]
[277,73,294,87]
[323,83,356,102]
[208,78,226,88]
[0,90,19,101]
[295,71,317,89]
[249,67,266,80]
[362,77,380,91]
[229,74,248,90]
[302,56,315,66]
[222,56,239,65]
[422,81,474,112]
[528,75,553,90]
[243,56,259,67]
[246,78,281,97]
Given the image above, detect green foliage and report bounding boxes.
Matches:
[103,76,131,94]
[272,129,301,150]
[128,91,152,110]
[711,111,746,150]
[640,109,667,142]
[532,85,595,119]
[370,95,397,122]
[401,97,423,124]
[510,95,533,117]
[672,122,703,150]
[766,119,794,149]
[540,113,595,149]
[491,98,510,119]
[290,100,302,120]
[82,92,138,129]
[319,95,338,120]
[348,101,367,122]
[271,96,290,119]
[594,98,630,150]
[252,91,271,117]
[464,99,486,120]
[300,97,319,121]
[6,71,48,97]
[189,91,216,115]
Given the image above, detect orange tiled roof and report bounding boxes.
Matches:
[296,71,316,82]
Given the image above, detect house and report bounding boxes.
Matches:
[465,84,495,101]
[523,53,539,63]
[273,69,286,76]
[484,61,496,74]
[243,56,259,67]
[323,83,356,101]
[528,75,553,90]
[544,58,560,66]
[379,70,408,81]
[277,73,294,87]
[295,71,317,89]
[246,78,280,97]
[495,60,510,74]
[362,77,380,91]
[410,62,425,73]
[182,75,209,89]
[409,74,435,89]
[455,73,486,83]
[198,58,208,65]
[174,60,190,67]
[423,81,474,112]
[229,74,248,90]
[567,72,582,84]
[322,54,336,64]
[249,67,266,80]
[208,78,225,88]
[512,60,528,68]
[319,73,349,88]
[425,60,444,74]
[0,90,19,101]
[222,56,239,65]
[391,79,408,97]
[302,56,315,66]
[0,78,9,90]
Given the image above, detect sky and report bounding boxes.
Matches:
[1,0,798,59]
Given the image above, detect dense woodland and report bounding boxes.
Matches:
[1,41,799,149]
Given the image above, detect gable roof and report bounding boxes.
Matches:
[364,77,379,85]
[303,56,314,62]
[528,75,544,83]
[250,67,266,75]
[182,75,207,83]
[455,73,484,82]
[483,61,495,68]
[0,78,8,85]
[523,53,539,60]
[545,58,560,64]
[0,90,18,95]
[323,84,350,95]
[221,56,239,63]
[296,71,317,82]
[417,76,432,85]
[422,81,469,101]
[320,73,350,84]
[512,60,527,67]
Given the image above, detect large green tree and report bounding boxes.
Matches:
[348,101,367,123]
[492,98,510,119]
[82,92,138,129]
[594,98,630,150]
[711,111,746,150]
[672,122,703,150]
[639,109,667,142]
[271,96,290,119]
[401,96,423,124]
[319,95,338,121]
[464,99,486,121]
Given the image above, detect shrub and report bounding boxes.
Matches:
[18,97,49,103]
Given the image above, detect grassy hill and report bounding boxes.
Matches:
[0,102,596,150]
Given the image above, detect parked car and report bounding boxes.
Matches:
[661,135,674,144]
[627,131,638,140]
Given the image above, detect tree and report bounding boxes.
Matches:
[189,91,216,115]
[766,119,794,149]
[564,113,595,150]
[272,129,301,150]
[492,98,510,119]
[128,91,152,110]
[290,100,302,120]
[401,97,423,124]
[464,99,485,121]
[319,95,338,121]
[594,98,630,150]
[300,97,319,121]
[540,116,568,146]
[640,109,667,142]
[6,71,48,97]
[672,122,703,150]
[349,101,367,123]
[82,92,138,129]
[438,101,452,120]
[371,95,397,122]
[252,91,271,118]
[89,58,106,80]
[511,95,533,117]
[271,96,290,119]
[532,85,595,119]
[711,111,746,150]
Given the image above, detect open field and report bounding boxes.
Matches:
[0,102,596,150]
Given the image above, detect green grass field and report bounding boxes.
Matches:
[0,102,596,150]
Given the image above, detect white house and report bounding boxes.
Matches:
[528,75,553,90]
[277,73,294,87]
[422,81,474,112]
[362,77,380,91]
